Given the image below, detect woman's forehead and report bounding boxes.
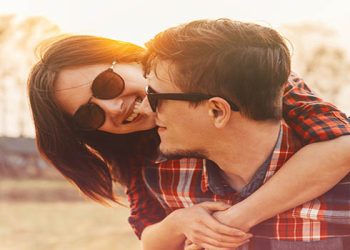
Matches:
[53,65,107,115]
[54,64,108,91]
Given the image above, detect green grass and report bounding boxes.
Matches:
[0,179,141,250]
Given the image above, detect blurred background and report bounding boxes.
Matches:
[0,1,349,249]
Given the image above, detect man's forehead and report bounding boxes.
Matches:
[147,60,176,85]
[146,59,183,92]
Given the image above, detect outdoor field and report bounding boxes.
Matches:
[0,178,141,250]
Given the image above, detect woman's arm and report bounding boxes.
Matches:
[141,211,185,250]
[141,202,251,250]
[128,163,250,249]
[126,165,167,239]
[213,73,350,230]
[214,135,350,230]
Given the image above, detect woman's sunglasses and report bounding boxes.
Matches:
[72,62,125,131]
[146,86,240,112]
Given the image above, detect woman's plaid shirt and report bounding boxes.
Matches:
[127,73,350,239]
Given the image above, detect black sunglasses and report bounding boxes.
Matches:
[146,86,240,112]
[72,62,125,131]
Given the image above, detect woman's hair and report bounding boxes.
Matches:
[28,35,159,204]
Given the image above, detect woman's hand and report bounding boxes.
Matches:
[184,239,203,250]
[184,239,240,250]
[172,201,252,249]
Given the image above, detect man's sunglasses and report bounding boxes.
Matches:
[146,86,240,112]
[72,62,125,131]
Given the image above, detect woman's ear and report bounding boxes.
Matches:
[207,97,231,128]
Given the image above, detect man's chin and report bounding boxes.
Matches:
[159,147,208,159]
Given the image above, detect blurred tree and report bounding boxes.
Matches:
[281,22,350,105]
[0,15,60,137]
[0,15,15,135]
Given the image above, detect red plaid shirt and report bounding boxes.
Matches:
[127,74,350,239]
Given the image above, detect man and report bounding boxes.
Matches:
[136,19,350,249]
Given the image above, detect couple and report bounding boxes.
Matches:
[28,19,350,249]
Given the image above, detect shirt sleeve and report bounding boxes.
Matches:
[283,72,350,144]
[126,164,166,239]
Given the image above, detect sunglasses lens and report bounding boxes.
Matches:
[73,103,105,130]
[146,87,157,112]
[92,69,125,99]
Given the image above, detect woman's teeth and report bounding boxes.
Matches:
[124,98,143,123]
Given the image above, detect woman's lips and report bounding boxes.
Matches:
[122,97,143,124]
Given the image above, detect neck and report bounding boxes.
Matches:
[207,119,281,191]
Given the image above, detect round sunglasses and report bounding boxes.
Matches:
[72,62,125,131]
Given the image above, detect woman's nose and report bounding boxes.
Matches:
[93,97,124,115]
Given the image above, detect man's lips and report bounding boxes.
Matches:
[157,127,166,133]
[156,123,167,133]
[156,121,165,128]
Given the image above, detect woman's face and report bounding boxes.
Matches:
[54,63,156,134]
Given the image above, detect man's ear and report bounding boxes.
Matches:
[208,97,231,128]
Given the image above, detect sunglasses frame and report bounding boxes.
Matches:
[146,86,240,112]
[72,62,126,131]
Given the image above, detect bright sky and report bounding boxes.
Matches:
[1,0,350,136]
[1,0,350,47]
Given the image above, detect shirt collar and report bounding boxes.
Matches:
[153,153,168,164]
[203,160,234,195]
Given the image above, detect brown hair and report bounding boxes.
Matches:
[28,35,159,204]
[144,19,291,120]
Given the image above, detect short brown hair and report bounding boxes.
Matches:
[144,19,291,120]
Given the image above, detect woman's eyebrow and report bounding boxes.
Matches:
[54,81,91,92]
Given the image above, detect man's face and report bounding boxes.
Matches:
[147,61,211,158]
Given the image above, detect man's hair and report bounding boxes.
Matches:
[144,19,291,120]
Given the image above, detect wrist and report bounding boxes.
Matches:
[226,202,258,231]
[164,209,187,237]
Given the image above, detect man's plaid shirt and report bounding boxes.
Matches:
[127,73,350,240]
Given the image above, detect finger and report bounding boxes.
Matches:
[192,232,250,249]
[184,243,204,250]
[200,239,250,250]
[185,239,193,246]
[198,226,252,244]
[200,213,249,237]
[199,201,231,212]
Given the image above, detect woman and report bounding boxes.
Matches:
[29,35,158,203]
[28,35,350,249]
